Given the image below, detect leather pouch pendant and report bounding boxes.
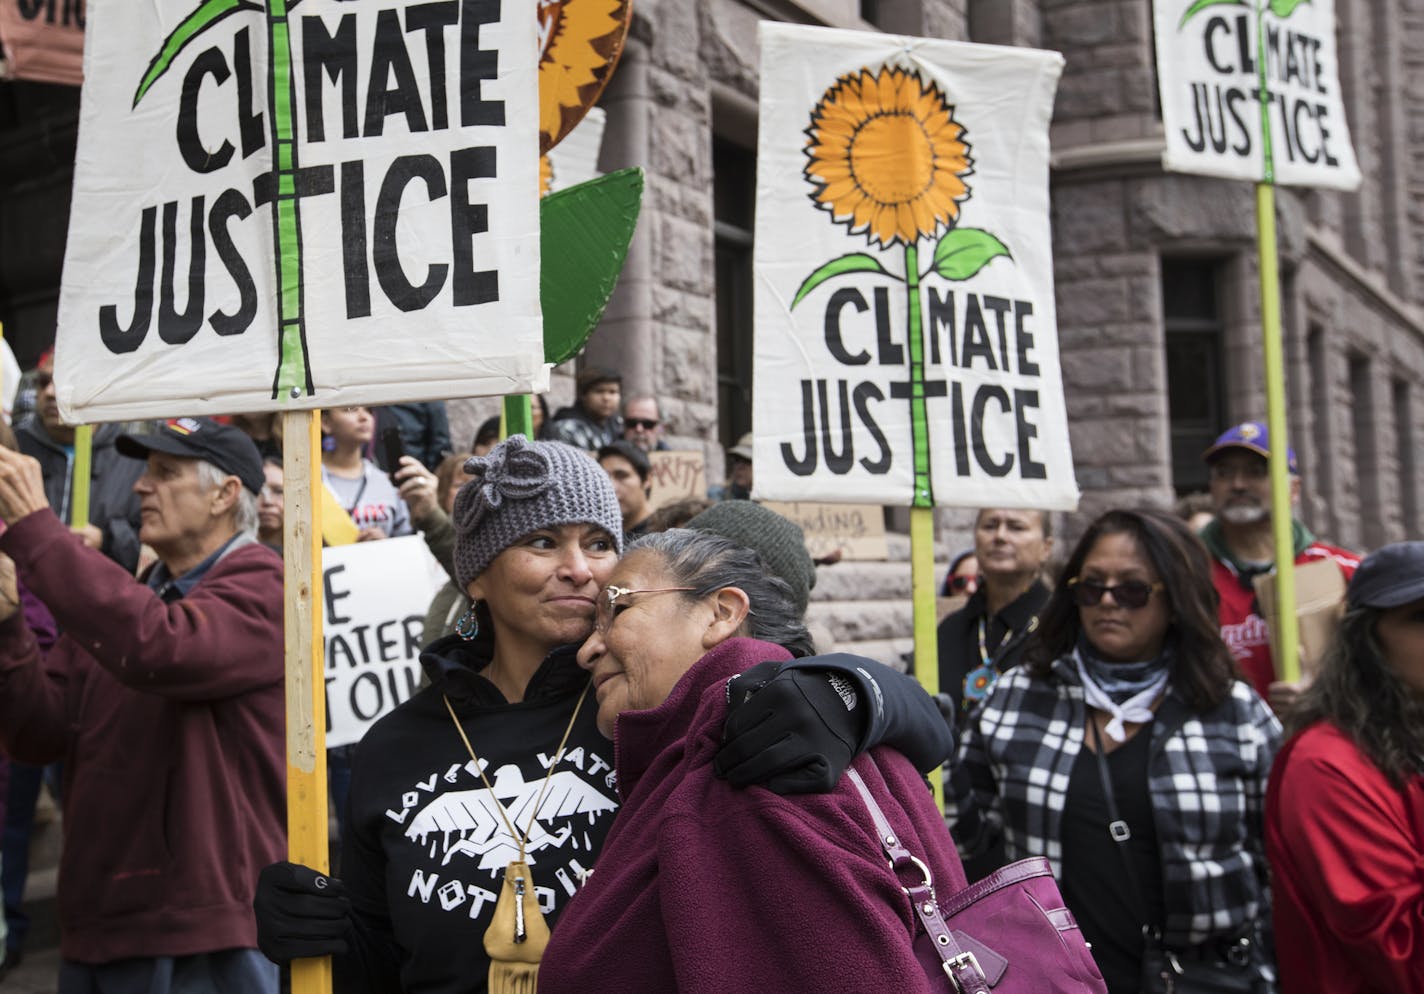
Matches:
[484,860,550,994]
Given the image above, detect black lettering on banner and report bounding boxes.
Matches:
[1014,301,1039,376]
[365,8,430,138]
[302,13,360,143]
[158,197,206,345]
[824,287,871,365]
[949,381,970,476]
[970,385,1013,478]
[960,295,996,371]
[234,27,265,158]
[783,381,818,476]
[325,564,353,625]
[817,379,854,475]
[983,295,1013,373]
[926,287,955,366]
[406,1,461,131]
[460,0,506,127]
[852,382,891,474]
[1014,389,1047,480]
[178,48,235,174]
[350,671,384,721]
[449,146,499,306]
[18,0,83,26]
[208,188,258,336]
[873,287,904,365]
[341,160,372,317]
[402,615,424,655]
[376,619,401,661]
[99,206,156,354]
[374,155,450,311]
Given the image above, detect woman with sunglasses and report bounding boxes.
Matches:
[254,436,950,994]
[947,508,1281,994]
[541,528,968,993]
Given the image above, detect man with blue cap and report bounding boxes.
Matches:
[1199,420,1359,708]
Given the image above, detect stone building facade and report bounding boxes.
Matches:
[1,0,1421,549]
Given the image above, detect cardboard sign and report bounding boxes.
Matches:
[323,536,448,748]
[752,24,1078,511]
[55,0,545,422]
[1153,0,1360,190]
[647,450,707,511]
[0,0,84,85]
[761,500,888,561]
[1253,558,1347,679]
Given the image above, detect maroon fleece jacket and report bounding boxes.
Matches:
[0,510,286,963]
[541,637,967,994]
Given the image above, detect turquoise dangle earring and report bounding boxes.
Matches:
[455,601,480,641]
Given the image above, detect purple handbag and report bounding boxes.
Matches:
[847,769,1107,994]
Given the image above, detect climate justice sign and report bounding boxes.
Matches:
[1153,0,1360,189]
[753,24,1078,510]
[55,0,544,422]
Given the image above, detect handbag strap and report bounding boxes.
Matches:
[846,768,991,994]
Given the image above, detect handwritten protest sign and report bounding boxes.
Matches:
[647,450,707,511]
[55,0,545,422]
[761,501,887,561]
[1153,0,1360,189]
[752,24,1077,512]
[0,0,84,85]
[323,536,447,749]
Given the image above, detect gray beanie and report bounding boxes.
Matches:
[685,501,816,616]
[453,436,624,588]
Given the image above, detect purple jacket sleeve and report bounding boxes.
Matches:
[0,510,283,702]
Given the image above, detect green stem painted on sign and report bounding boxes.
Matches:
[267,0,313,400]
[903,242,932,508]
[1256,1,1274,184]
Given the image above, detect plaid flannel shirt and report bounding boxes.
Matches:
[946,654,1282,948]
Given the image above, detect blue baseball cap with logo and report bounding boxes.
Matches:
[116,417,266,495]
[1202,421,1298,474]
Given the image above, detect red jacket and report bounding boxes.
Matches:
[0,510,286,963]
[1211,540,1358,698]
[1266,722,1424,994]
[541,637,966,994]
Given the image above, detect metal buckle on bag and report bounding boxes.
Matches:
[1225,934,1252,966]
[894,853,935,899]
[1109,819,1131,841]
[943,951,984,993]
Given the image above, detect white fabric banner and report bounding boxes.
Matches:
[1153,0,1360,190]
[324,535,449,749]
[56,0,545,422]
[753,23,1078,511]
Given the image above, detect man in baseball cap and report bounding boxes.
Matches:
[0,417,285,991]
[1198,420,1359,709]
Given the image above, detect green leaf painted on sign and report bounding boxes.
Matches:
[134,0,261,108]
[931,228,1012,281]
[1267,0,1310,17]
[541,167,644,364]
[1177,0,1249,29]
[790,254,893,309]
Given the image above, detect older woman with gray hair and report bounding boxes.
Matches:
[540,529,966,994]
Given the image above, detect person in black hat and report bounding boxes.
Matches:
[544,367,623,450]
[1265,541,1424,994]
[0,416,286,993]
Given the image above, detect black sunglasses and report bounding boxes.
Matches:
[946,574,977,594]
[1066,577,1163,610]
[625,417,660,430]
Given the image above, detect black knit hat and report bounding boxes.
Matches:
[686,501,815,616]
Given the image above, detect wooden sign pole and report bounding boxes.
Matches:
[282,409,332,993]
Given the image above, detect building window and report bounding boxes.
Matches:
[1306,324,1334,532]
[713,136,755,450]
[1394,379,1416,535]
[1349,353,1382,547]
[1162,259,1226,495]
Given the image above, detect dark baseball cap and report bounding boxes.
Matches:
[597,439,651,482]
[1202,420,1298,474]
[1347,542,1424,610]
[117,417,266,495]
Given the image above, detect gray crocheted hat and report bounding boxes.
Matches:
[453,436,624,588]
[686,501,815,616]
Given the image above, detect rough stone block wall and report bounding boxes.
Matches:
[1041,0,1157,148]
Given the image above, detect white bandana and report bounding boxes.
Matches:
[1075,654,1168,743]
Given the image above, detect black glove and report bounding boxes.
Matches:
[254,861,352,963]
[715,661,866,795]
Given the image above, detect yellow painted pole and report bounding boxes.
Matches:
[1255,182,1301,684]
[283,409,332,993]
[70,425,93,530]
[910,506,943,810]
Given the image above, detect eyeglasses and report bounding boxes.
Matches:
[625,418,660,431]
[594,585,695,633]
[1066,577,1163,610]
[1208,460,1268,481]
[946,574,978,595]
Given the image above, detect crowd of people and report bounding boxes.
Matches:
[0,341,1414,994]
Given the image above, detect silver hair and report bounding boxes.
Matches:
[626,529,814,657]
[196,460,258,536]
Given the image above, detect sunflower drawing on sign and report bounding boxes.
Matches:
[793,65,1013,508]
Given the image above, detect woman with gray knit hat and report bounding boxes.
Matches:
[253,435,951,994]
